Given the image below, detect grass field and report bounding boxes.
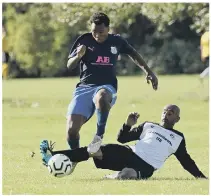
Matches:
[2,75,209,195]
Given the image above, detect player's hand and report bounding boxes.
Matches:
[76,45,86,58]
[126,112,140,127]
[146,71,158,90]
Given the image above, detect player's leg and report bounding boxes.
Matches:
[93,144,154,180]
[66,86,96,149]
[105,165,154,180]
[95,88,112,136]
[40,142,148,179]
[93,144,133,171]
[40,87,96,166]
[66,114,86,149]
[40,142,122,168]
[104,168,137,180]
[40,141,101,166]
[52,147,90,162]
[88,85,117,153]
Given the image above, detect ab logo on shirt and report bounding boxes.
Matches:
[96,56,110,63]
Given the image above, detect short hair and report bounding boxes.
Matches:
[164,104,180,117]
[90,12,110,27]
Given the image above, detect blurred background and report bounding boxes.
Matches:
[2,4,209,194]
[2,3,209,79]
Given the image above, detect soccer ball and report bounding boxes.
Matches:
[47,154,73,178]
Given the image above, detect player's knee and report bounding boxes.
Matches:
[95,89,112,110]
[117,168,138,180]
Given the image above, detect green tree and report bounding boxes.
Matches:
[141,3,209,33]
[4,3,70,76]
[3,3,209,77]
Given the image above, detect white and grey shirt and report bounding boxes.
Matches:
[117,122,206,178]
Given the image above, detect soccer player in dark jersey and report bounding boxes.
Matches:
[64,12,158,156]
[40,104,207,180]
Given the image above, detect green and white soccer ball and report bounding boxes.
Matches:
[47,154,73,178]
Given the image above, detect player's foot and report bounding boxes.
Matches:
[40,140,55,166]
[69,162,78,175]
[104,172,120,179]
[87,135,102,154]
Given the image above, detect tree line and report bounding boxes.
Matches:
[3,3,209,77]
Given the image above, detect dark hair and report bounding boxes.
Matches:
[90,12,110,27]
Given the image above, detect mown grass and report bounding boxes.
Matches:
[2,75,209,195]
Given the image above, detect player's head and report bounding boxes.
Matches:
[161,104,180,128]
[90,12,110,43]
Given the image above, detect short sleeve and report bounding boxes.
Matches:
[118,36,134,55]
[68,35,83,59]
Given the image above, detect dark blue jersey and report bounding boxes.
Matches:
[68,33,134,90]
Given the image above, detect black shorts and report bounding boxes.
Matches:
[93,144,154,179]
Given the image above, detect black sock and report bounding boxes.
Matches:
[52,147,89,162]
[67,138,80,149]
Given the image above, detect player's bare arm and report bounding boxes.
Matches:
[128,47,158,90]
[67,45,86,69]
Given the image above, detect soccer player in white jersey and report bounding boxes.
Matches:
[40,104,207,180]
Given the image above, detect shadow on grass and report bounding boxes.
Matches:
[149,177,195,181]
[73,177,196,182]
